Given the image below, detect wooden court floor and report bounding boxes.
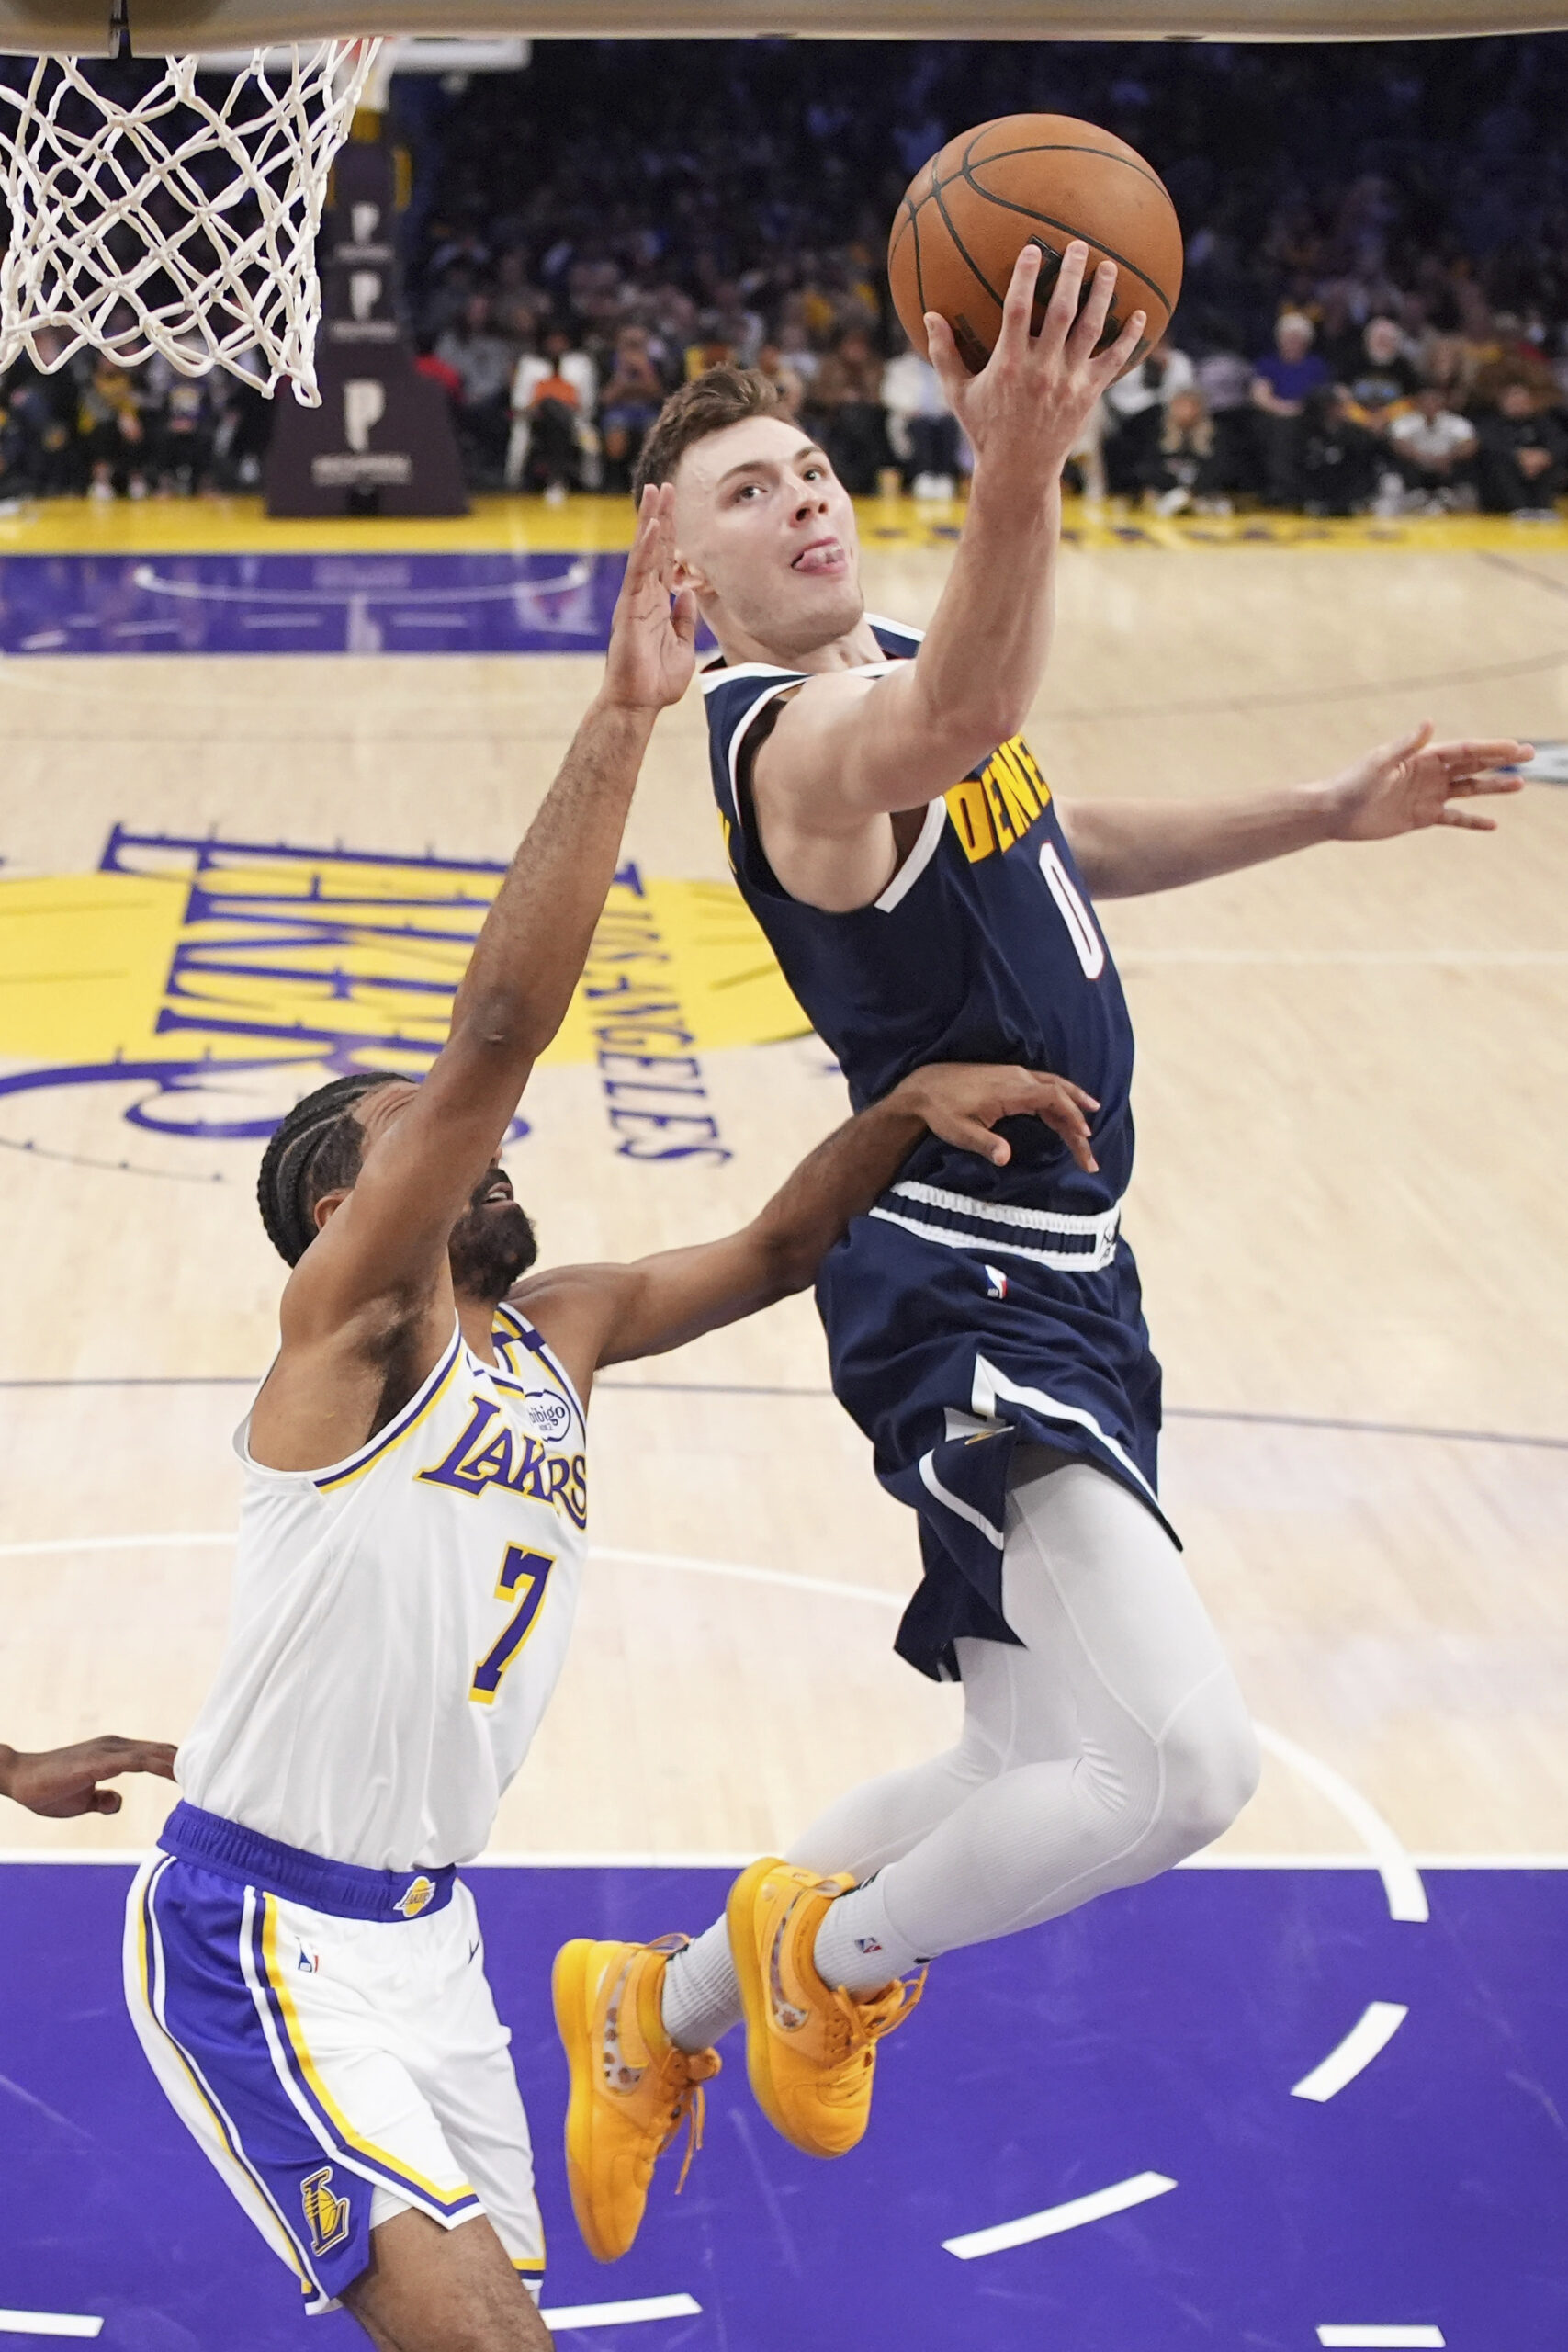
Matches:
[1,500,1566,1871]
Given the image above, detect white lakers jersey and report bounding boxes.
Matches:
[178,1304,588,1871]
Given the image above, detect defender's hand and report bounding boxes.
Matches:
[0,1735,177,1818]
[1323,722,1531,840]
[895,1063,1100,1172]
[600,482,698,715]
[925,241,1145,491]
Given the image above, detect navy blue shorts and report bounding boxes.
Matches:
[817,1204,1173,1682]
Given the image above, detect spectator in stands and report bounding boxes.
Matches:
[597,325,665,492]
[509,322,597,502]
[1340,315,1422,425]
[755,341,806,424]
[16,38,1568,512]
[684,327,739,380]
[210,378,273,490]
[1195,338,1255,422]
[811,323,889,495]
[1251,312,1331,508]
[1191,334,1262,499]
[491,249,547,344]
[1300,383,1382,514]
[881,334,961,496]
[80,357,148,503]
[435,293,517,483]
[144,362,214,497]
[2,331,82,495]
[1473,379,1568,514]
[773,294,821,397]
[705,282,765,369]
[1103,338,1196,494]
[1386,385,1478,509]
[414,333,464,406]
[1139,386,1231,513]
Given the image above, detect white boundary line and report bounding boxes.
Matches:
[1291,2001,1408,2101]
[0,2315,103,2340]
[1253,1726,1427,1923]
[4,1847,1562,1869]
[0,1532,233,1557]
[538,2294,700,2330]
[130,560,594,609]
[1317,2330,1445,2348]
[0,1532,1445,1920]
[589,1541,904,1609]
[1119,946,1568,967]
[942,2169,1178,2259]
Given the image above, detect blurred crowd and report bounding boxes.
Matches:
[0,332,276,504]
[4,32,1567,515]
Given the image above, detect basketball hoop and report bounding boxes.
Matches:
[0,39,379,404]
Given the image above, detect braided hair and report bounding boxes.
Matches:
[256,1070,404,1266]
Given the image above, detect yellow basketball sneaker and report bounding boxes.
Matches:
[551,1934,720,2264]
[727,1857,924,2159]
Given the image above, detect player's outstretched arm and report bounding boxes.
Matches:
[514,1065,1098,1387]
[753,243,1145,911]
[0,1735,177,1817]
[278,487,695,1344]
[1060,723,1532,900]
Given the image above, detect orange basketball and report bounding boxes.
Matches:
[887,114,1183,376]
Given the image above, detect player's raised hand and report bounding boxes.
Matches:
[601,481,698,714]
[1323,722,1532,840]
[897,1062,1100,1172]
[926,240,1145,489]
[0,1734,178,1817]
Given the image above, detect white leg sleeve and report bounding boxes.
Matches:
[817,1459,1259,1982]
[663,1635,1053,2052]
[785,1634,1079,1879]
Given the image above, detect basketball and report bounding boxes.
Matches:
[887,113,1183,375]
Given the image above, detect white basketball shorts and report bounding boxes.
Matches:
[124,1831,545,2316]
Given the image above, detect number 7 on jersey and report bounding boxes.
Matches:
[470,1544,555,1705]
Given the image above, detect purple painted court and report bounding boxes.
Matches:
[1,1860,1563,2347]
[0,555,631,658]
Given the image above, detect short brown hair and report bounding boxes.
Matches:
[631,365,791,503]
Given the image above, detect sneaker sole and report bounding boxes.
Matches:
[550,1939,626,2264]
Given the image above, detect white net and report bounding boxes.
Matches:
[0,40,380,405]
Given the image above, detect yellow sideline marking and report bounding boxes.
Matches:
[0,492,1561,558]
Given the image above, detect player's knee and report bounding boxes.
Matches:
[1156,1689,1260,1858]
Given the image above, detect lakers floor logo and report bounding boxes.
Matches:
[0,824,807,1169]
[300,2165,352,2257]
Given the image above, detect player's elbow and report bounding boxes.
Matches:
[977,690,1033,748]
[920,679,1031,768]
[452,989,551,1069]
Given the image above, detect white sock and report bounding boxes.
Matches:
[810,1872,923,1997]
[659,1917,741,2053]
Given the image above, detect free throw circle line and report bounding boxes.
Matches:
[0,1532,1427,1923]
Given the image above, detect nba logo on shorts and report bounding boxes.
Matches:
[301,2166,351,2256]
[985,1265,1009,1300]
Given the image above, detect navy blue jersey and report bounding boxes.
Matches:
[704,616,1172,1679]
